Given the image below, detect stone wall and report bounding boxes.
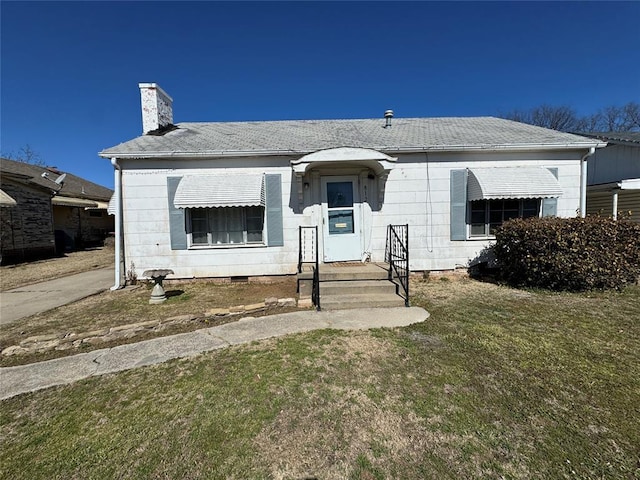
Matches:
[0,180,55,264]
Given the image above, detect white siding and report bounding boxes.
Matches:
[368,152,582,271]
[119,150,584,278]
[120,157,297,279]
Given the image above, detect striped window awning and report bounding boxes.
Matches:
[467,167,562,201]
[52,196,99,208]
[85,201,109,210]
[0,189,17,207]
[107,194,116,215]
[174,174,265,209]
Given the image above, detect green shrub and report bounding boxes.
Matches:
[492,216,640,291]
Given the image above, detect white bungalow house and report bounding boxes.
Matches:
[100,84,605,297]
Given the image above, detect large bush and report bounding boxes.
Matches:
[492,216,640,291]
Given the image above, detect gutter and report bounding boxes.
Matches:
[110,158,123,290]
[588,178,640,192]
[580,147,597,218]
[98,142,607,160]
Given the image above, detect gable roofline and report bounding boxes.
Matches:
[99,116,605,159]
[0,157,113,201]
[0,170,56,194]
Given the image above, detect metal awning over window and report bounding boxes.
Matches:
[52,196,99,208]
[0,189,17,207]
[467,167,562,201]
[85,201,109,210]
[107,194,116,215]
[174,174,265,209]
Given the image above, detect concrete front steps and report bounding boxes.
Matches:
[298,263,407,310]
[320,279,406,310]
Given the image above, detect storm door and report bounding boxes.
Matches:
[321,176,361,262]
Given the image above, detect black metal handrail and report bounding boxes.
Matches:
[312,240,320,311]
[386,224,409,307]
[298,226,320,310]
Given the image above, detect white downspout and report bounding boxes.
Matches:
[110,157,123,290]
[580,147,595,218]
[612,189,619,220]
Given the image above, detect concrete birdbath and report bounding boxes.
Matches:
[143,269,174,304]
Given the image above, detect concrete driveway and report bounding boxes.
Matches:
[0,268,115,325]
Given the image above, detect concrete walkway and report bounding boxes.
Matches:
[0,268,114,325]
[0,306,429,400]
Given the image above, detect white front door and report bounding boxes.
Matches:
[321,176,361,262]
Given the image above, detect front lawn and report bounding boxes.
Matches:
[1,277,638,479]
[0,277,300,367]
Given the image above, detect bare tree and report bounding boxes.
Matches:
[574,113,602,132]
[500,102,640,132]
[601,105,627,131]
[2,144,45,166]
[531,105,577,131]
[622,102,640,130]
[501,105,578,132]
[578,102,640,132]
[500,109,533,125]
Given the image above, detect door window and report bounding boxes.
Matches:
[327,182,353,208]
[328,210,354,234]
[327,182,355,235]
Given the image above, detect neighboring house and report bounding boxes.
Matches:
[0,158,114,264]
[1,165,57,264]
[46,166,114,251]
[580,132,640,223]
[99,83,605,284]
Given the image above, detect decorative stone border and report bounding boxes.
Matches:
[1,297,300,357]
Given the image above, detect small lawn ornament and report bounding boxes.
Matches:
[143,269,174,304]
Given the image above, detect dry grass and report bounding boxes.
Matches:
[0,277,300,367]
[0,246,114,291]
[252,333,481,479]
[0,243,301,366]
[1,278,639,478]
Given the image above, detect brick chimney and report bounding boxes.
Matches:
[139,83,173,134]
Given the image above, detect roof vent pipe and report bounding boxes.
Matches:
[384,110,393,128]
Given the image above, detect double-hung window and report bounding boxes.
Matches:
[469,198,540,237]
[189,206,264,246]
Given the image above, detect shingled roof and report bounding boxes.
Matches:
[0,158,113,201]
[575,132,640,145]
[100,116,602,158]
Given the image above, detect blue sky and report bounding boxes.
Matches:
[2,1,639,189]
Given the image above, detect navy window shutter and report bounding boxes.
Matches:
[450,169,468,240]
[542,168,558,217]
[265,174,284,246]
[167,176,188,250]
